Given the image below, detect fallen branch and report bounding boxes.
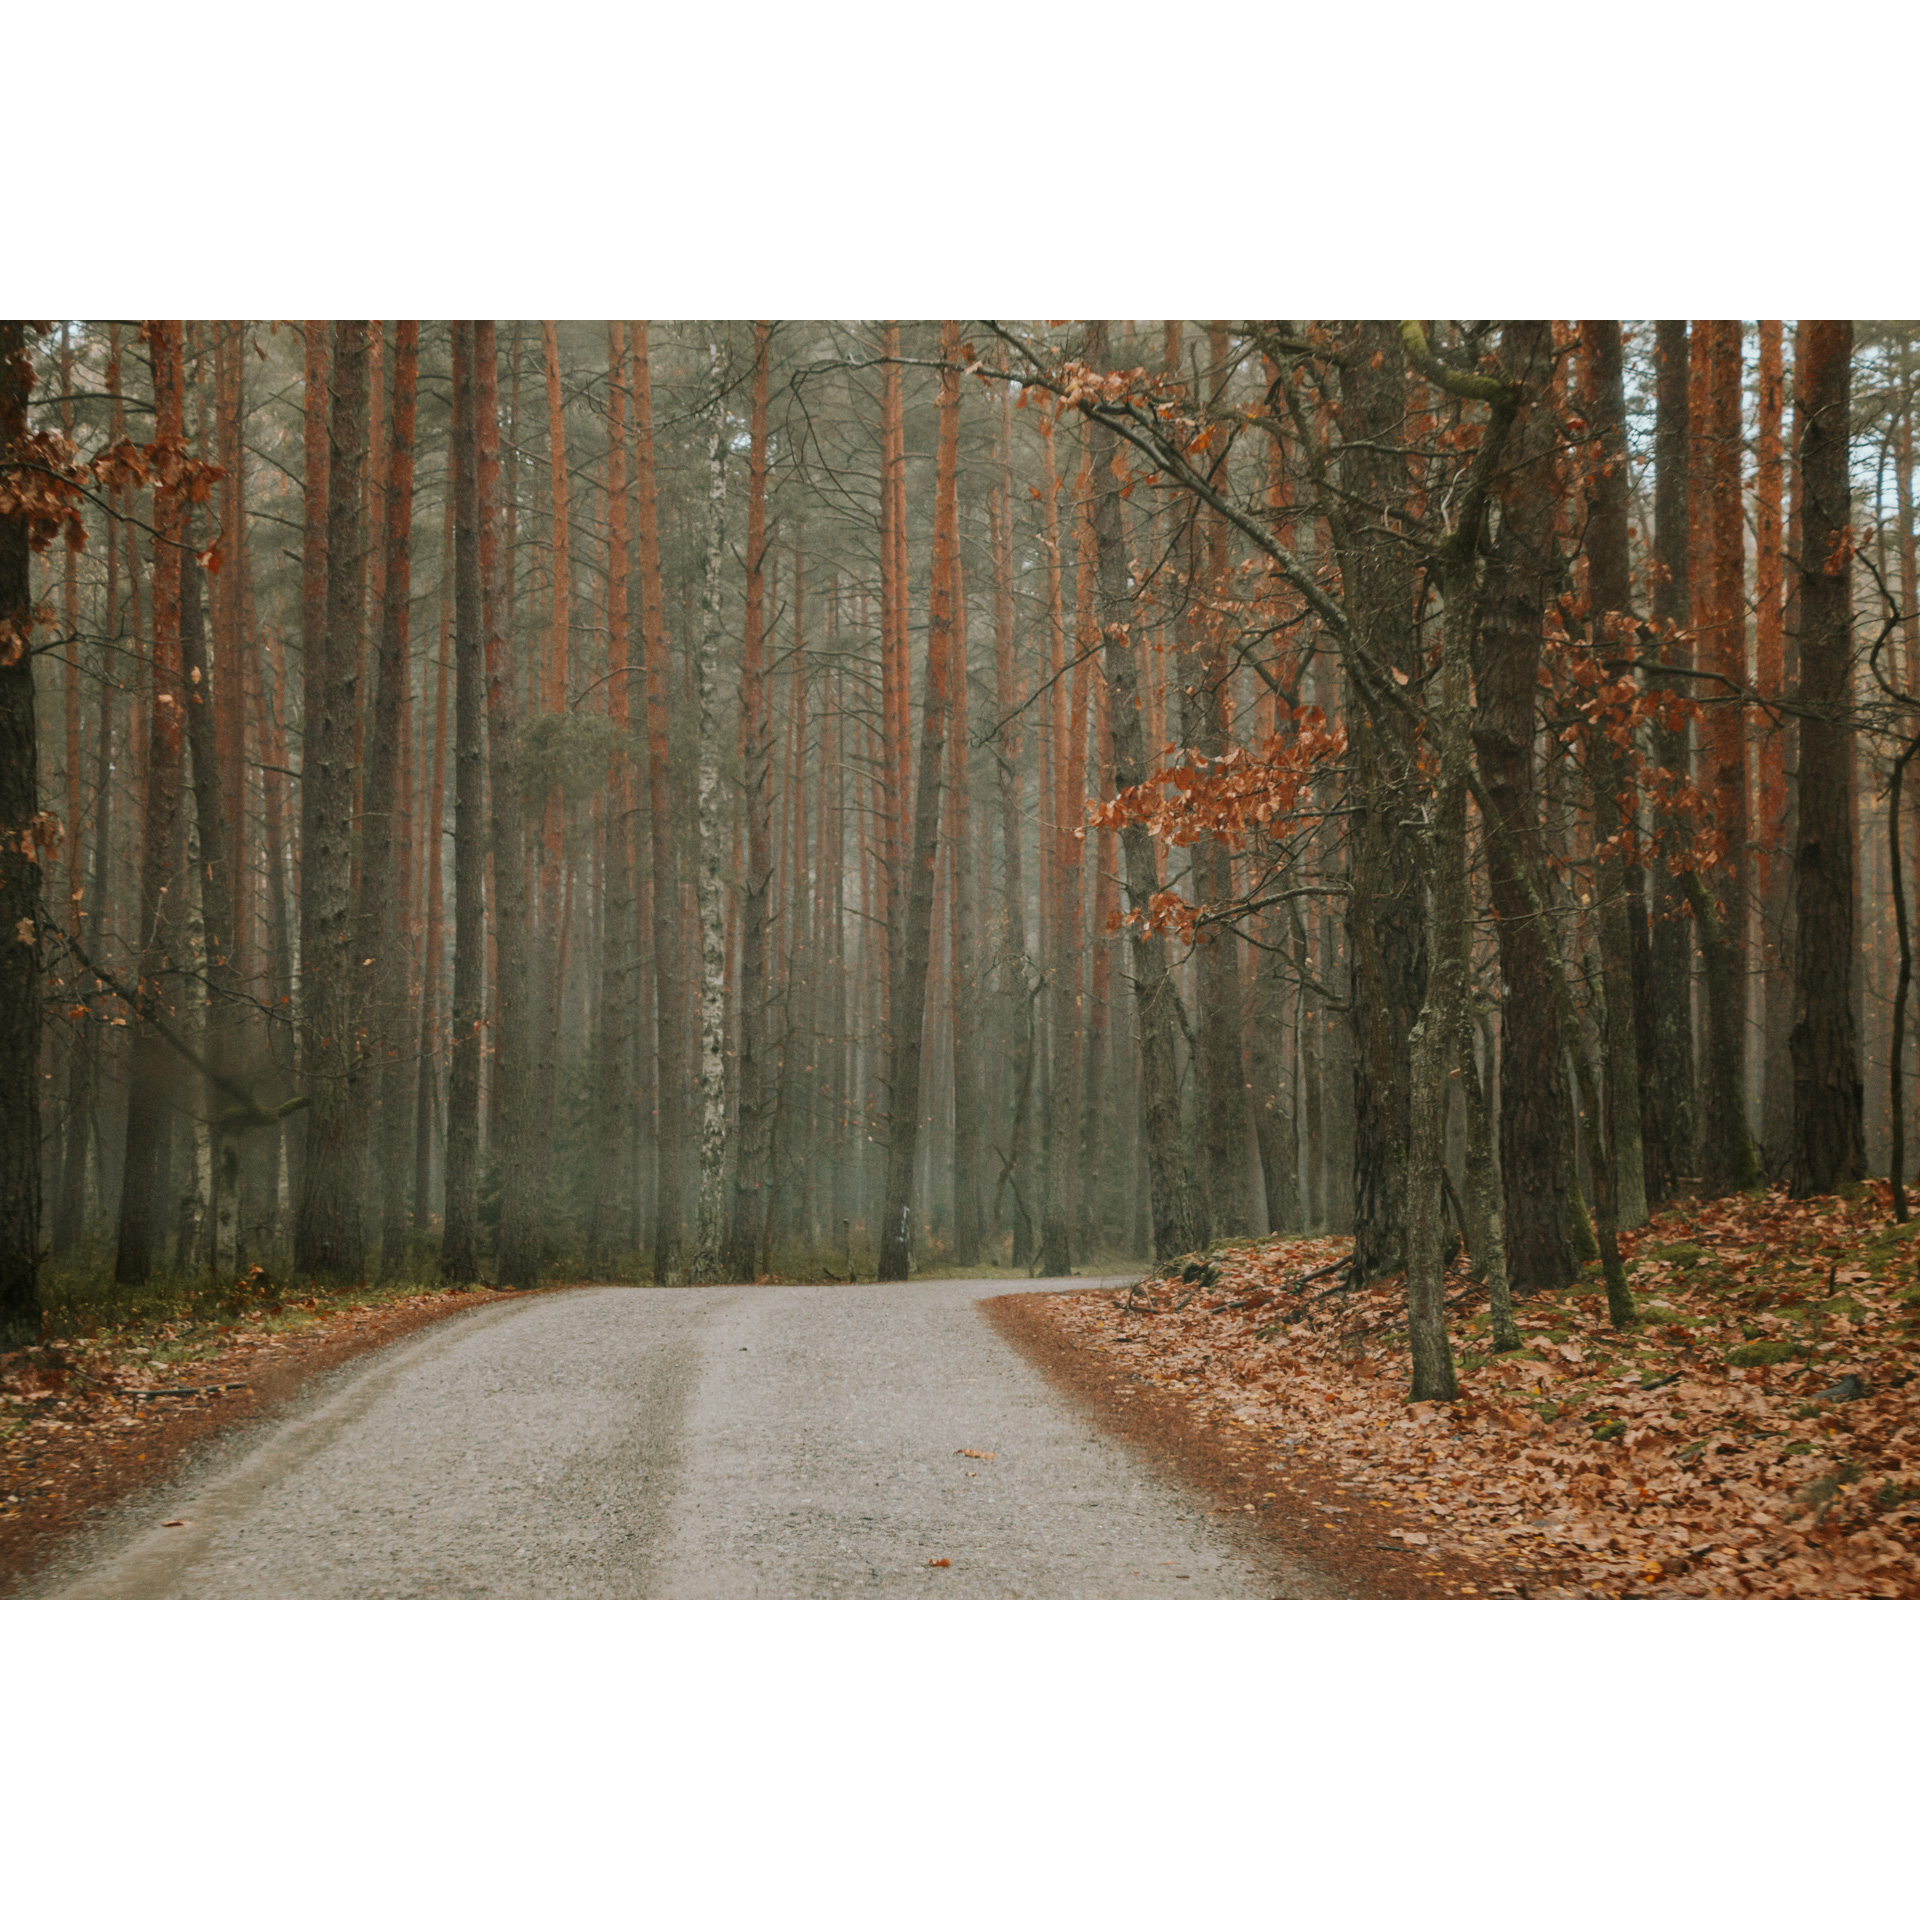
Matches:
[1287,1252,1355,1296]
[109,1381,251,1399]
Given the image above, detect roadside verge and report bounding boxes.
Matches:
[1,1286,531,1595]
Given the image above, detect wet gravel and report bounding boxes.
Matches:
[40,1276,1343,1600]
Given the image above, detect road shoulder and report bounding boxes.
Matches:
[983,1288,1507,1599]
[2,1287,533,1596]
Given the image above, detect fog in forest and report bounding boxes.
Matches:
[5,319,1918,1368]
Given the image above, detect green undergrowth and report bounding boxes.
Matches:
[30,1238,574,1348]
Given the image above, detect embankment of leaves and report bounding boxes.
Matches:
[1033,1185,1920,1598]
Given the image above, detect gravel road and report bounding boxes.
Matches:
[39,1276,1344,1600]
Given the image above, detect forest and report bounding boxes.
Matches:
[2,317,1915,1409]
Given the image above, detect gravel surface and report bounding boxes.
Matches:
[39,1276,1344,1600]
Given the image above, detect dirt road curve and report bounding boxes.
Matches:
[34,1277,1345,1600]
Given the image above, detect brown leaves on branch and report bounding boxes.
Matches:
[0,340,221,562]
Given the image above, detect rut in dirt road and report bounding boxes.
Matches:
[38,1277,1346,1600]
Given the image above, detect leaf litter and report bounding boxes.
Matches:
[0,1283,529,1591]
[1033,1182,1920,1598]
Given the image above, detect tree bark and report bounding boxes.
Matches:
[178,477,238,1275]
[1338,321,1425,1284]
[1756,320,1794,1176]
[589,321,636,1273]
[1473,321,1580,1296]
[414,502,452,1237]
[727,324,775,1282]
[113,321,189,1292]
[441,322,486,1285]
[294,321,370,1281]
[1,323,43,1342]
[360,322,417,1272]
[1646,320,1697,1196]
[950,522,985,1265]
[877,324,961,1280]
[1087,322,1204,1260]
[1195,323,1251,1240]
[1579,320,1650,1229]
[1789,320,1864,1194]
[1699,320,1758,1192]
[690,336,733,1284]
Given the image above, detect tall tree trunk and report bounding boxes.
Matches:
[1083,633,1123,1248]
[1040,429,1092,1276]
[1647,319,1697,1195]
[295,321,370,1281]
[1339,321,1426,1284]
[1756,320,1794,1176]
[690,336,733,1283]
[1473,321,1580,1296]
[52,328,87,1256]
[950,523,985,1264]
[728,324,775,1281]
[0,322,43,1342]
[633,325,684,1283]
[472,321,533,1285]
[589,322,636,1272]
[1579,320,1650,1229]
[113,321,189,1292]
[1699,320,1758,1191]
[414,505,452,1236]
[989,373,1032,1258]
[1087,322,1204,1259]
[1195,323,1250,1240]
[1789,321,1864,1194]
[360,322,417,1273]
[441,322,486,1285]
[178,477,238,1275]
[877,324,962,1280]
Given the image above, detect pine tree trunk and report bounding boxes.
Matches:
[414,505,452,1236]
[1086,323,1203,1260]
[950,523,985,1265]
[358,321,417,1273]
[441,322,486,1285]
[588,322,636,1272]
[1789,321,1864,1194]
[1082,642,1122,1249]
[877,325,961,1280]
[1195,324,1250,1241]
[1580,321,1650,1229]
[1699,320,1759,1191]
[989,391,1032,1258]
[178,472,238,1275]
[1646,320,1697,1195]
[113,321,189,1292]
[629,326,684,1283]
[295,321,371,1281]
[727,324,775,1282]
[1339,322,1425,1284]
[690,337,733,1284]
[0,323,43,1342]
[1756,320,1794,1176]
[464,321,530,1283]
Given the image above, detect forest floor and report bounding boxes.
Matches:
[0,1278,539,1594]
[1000,1184,1920,1598]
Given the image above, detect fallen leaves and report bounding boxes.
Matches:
[1,1284,526,1592]
[955,1449,995,1460]
[926,1557,952,1568]
[1029,1184,1920,1599]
